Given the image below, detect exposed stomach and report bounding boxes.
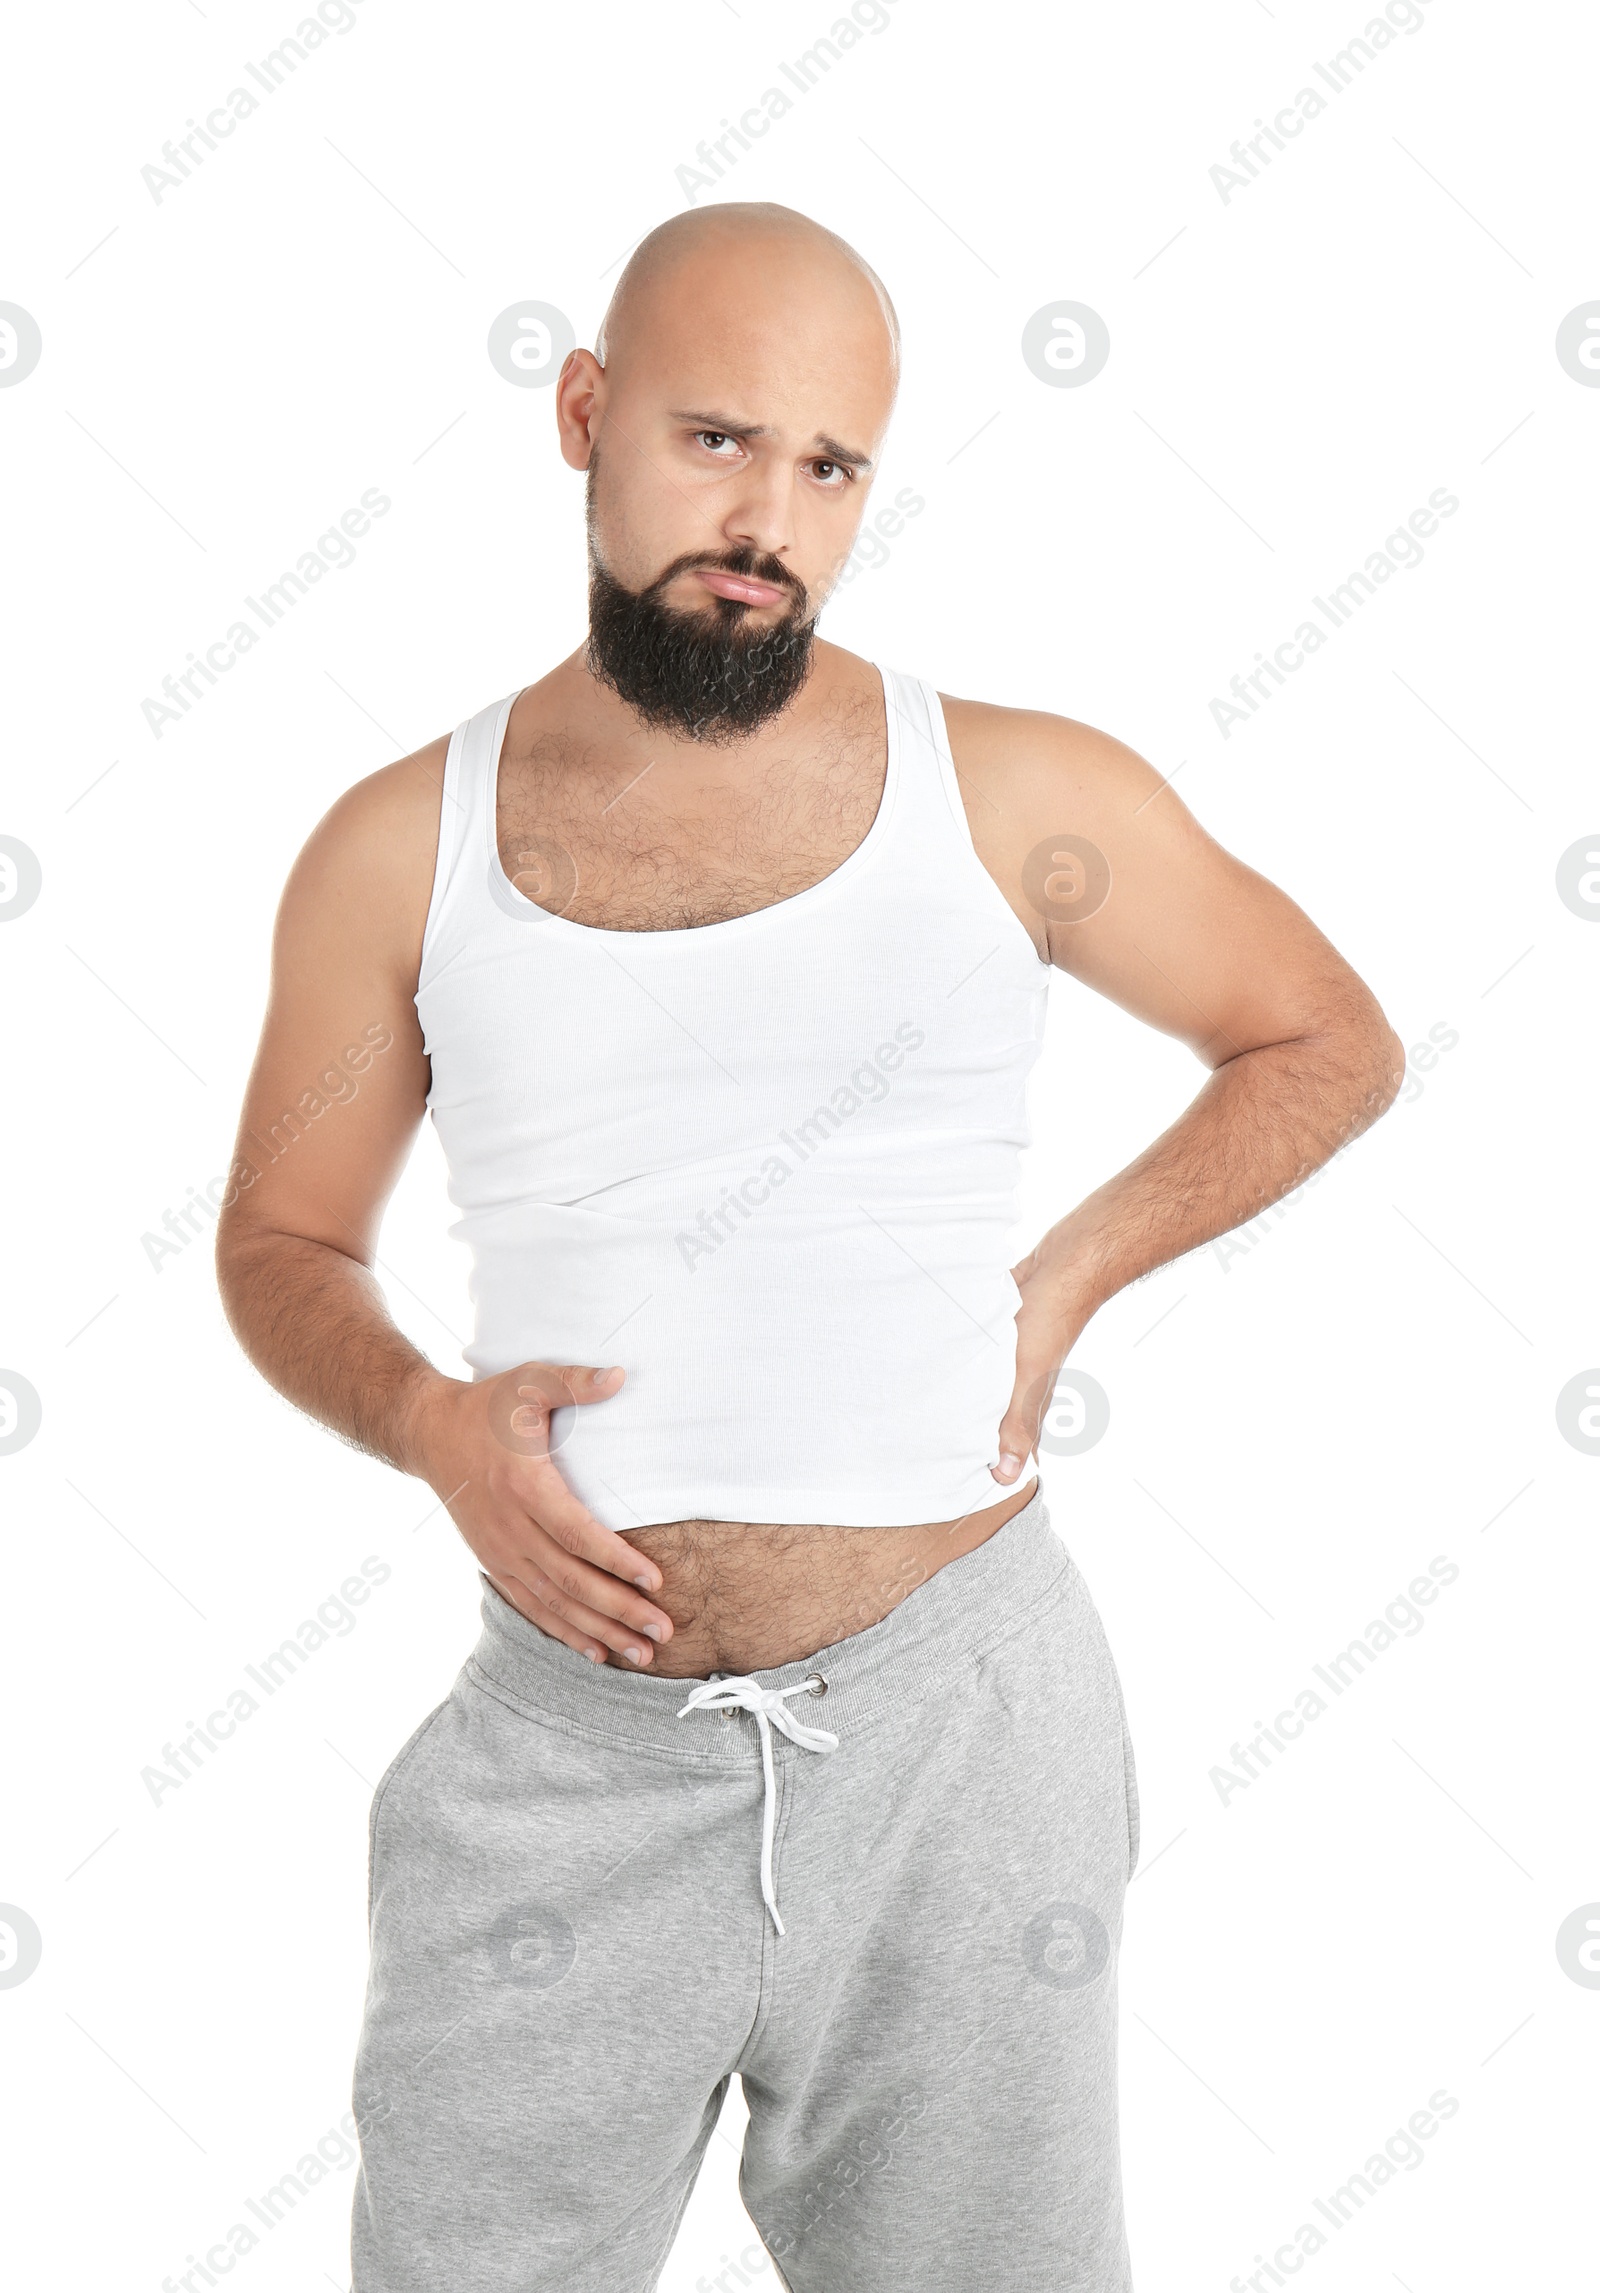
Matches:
[610,1473,1040,1677]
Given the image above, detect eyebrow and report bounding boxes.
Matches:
[668,409,874,472]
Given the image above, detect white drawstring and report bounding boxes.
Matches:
[675,1673,839,1935]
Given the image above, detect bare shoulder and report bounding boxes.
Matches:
[938,693,1175,812]
[936,694,1221,963]
[275,733,452,988]
[936,691,1379,1060]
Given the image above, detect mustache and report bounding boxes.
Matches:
[645,548,808,612]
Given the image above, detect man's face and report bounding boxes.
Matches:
[569,242,897,743]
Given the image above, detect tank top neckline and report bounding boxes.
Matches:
[482,658,902,945]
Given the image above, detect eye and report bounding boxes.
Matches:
[695,430,740,457]
[812,459,855,488]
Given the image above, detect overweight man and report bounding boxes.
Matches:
[215,202,1403,2292]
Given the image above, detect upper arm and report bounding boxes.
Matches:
[940,697,1395,1069]
[215,736,450,1265]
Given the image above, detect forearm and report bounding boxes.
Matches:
[1028,1018,1405,1328]
[215,1231,451,1479]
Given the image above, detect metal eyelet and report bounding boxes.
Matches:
[807,1673,829,1697]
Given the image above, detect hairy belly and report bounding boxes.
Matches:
[614,1476,1039,1677]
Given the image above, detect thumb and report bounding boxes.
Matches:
[550,1362,626,1406]
[991,1353,1055,1486]
[488,1360,625,1460]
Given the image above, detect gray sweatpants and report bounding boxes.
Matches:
[351,1482,1139,2290]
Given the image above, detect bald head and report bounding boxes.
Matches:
[596,203,900,387]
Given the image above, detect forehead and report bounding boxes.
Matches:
[611,240,897,446]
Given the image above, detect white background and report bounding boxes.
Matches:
[1,0,1595,2286]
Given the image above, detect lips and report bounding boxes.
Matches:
[692,568,793,607]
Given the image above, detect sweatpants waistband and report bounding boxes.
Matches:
[465,1480,1074,1762]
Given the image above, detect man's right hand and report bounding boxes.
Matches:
[404,1360,674,1668]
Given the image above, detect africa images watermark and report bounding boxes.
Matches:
[1209,1554,1460,1808]
[141,1022,395,1272]
[140,1556,393,1807]
[139,0,375,204]
[1208,0,1442,206]
[140,487,391,741]
[832,485,925,586]
[1209,486,1459,741]
[761,2090,929,2262]
[675,0,902,199]
[676,1023,927,1271]
[158,2102,388,2290]
[1227,2086,1460,2289]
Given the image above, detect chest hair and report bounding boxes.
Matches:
[497,695,886,932]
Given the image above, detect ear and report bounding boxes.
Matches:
[555,348,606,472]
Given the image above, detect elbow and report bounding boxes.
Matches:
[1354,1004,1407,1129]
[1302,986,1406,1138]
[213,1207,278,1326]
[212,1217,253,1331]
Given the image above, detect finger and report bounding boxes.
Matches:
[485,1570,608,1664]
[496,1564,659,1669]
[495,1367,662,1595]
[521,1462,671,1608]
[520,1501,673,1643]
[487,1569,647,1669]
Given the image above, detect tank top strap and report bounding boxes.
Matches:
[418,689,518,988]
[459,690,518,881]
[876,661,981,860]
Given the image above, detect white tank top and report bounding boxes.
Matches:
[414,662,1051,1529]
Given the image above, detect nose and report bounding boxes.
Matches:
[718,457,798,568]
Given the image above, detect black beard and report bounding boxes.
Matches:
[586,540,817,745]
